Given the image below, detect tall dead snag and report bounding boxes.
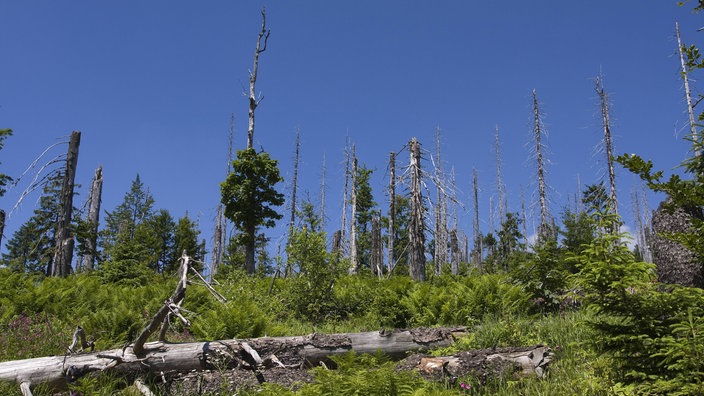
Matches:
[450,229,459,275]
[677,21,700,157]
[349,151,358,274]
[472,168,482,273]
[409,138,426,282]
[532,90,550,237]
[211,114,235,278]
[320,152,326,231]
[287,128,301,271]
[339,139,351,255]
[595,75,618,219]
[247,7,270,150]
[371,213,383,278]
[80,165,102,271]
[388,151,396,273]
[0,209,5,251]
[495,125,506,224]
[51,131,80,277]
[433,128,447,275]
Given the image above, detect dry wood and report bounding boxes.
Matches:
[51,131,80,277]
[388,151,396,273]
[349,152,358,274]
[247,7,270,149]
[80,165,102,271]
[0,327,469,394]
[595,75,619,218]
[472,168,482,272]
[409,138,426,281]
[677,21,700,157]
[532,90,550,236]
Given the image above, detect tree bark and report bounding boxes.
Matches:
[409,138,426,281]
[247,7,270,150]
[81,165,102,272]
[388,151,396,274]
[349,153,358,274]
[52,131,80,277]
[0,327,470,394]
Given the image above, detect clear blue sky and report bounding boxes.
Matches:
[1,1,701,259]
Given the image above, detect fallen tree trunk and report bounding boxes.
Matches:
[0,327,467,394]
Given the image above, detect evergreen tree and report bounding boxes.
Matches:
[170,213,203,273]
[353,164,376,270]
[220,148,284,274]
[1,173,63,274]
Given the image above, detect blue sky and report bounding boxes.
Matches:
[1,1,701,260]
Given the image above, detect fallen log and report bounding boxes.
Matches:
[0,327,467,394]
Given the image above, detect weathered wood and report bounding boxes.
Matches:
[409,138,426,281]
[51,131,80,277]
[80,165,102,271]
[0,327,468,393]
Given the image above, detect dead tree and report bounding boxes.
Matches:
[287,128,301,267]
[433,127,447,275]
[495,125,506,224]
[0,209,5,251]
[595,75,619,218]
[247,7,270,149]
[677,21,700,157]
[339,139,351,255]
[388,151,396,273]
[349,151,358,274]
[320,152,326,231]
[409,138,426,282]
[450,229,459,275]
[371,213,382,278]
[80,165,102,271]
[211,115,235,278]
[532,90,550,237]
[51,131,80,277]
[472,168,482,272]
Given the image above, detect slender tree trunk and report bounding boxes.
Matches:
[81,165,102,272]
[287,128,300,276]
[472,168,482,273]
[677,21,700,157]
[409,138,426,281]
[340,141,350,255]
[495,125,506,224]
[433,127,447,275]
[388,151,396,273]
[331,230,342,257]
[0,209,5,251]
[349,152,358,274]
[450,229,459,275]
[532,90,549,236]
[320,152,326,231]
[371,214,382,278]
[595,75,618,218]
[245,226,256,274]
[52,131,80,277]
[247,8,270,150]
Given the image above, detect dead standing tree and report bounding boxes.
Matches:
[247,7,270,150]
[349,150,359,274]
[409,138,426,281]
[677,21,700,157]
[532,90,551,239]
[51,131,80,277]
[388,151,396,273]
[472,168,482,273]
[595,75,619,218]
[79,165,102,271]
[433,127,448,275]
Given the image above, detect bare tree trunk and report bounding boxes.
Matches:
[450,229,459,275]
[320,152,326,231]
[388,151,396,273]
[331,230,341,257]
[495,125,506,224]
[677,21,700,158]
[287,128,301,276]
[595,75,618,219]
[349,152,358,274]
[247,8,270,149]
[340,140,350,256]
[371,214,382,278]
[409,138,426,282]
[51,131,80,277]
[434,127,446,275]
[472,168,482,273]
[0,327,470,394]
[521,186,528,246]
[212,115,235,279]
[0,209,4,251]
[532,90,550,236]
[81,165,102,272]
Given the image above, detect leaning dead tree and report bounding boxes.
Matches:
[51,131,80,277]
[409,138,426,282]
[79,165,102,272]
[247,7,270,150]
[677,21,700,158]
[595,75,619,218]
